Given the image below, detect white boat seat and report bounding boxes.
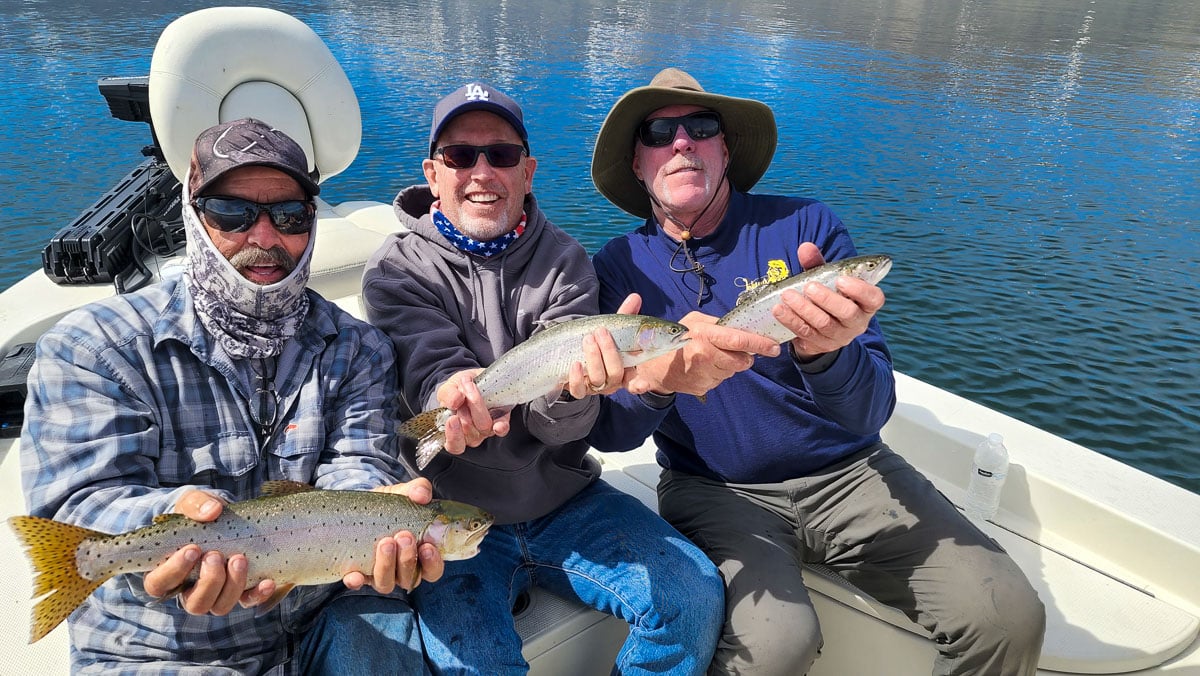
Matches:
[309,201,407,308]
[148,6,361,189]
[597,452,1200,675]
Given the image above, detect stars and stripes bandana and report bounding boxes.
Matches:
[432,209,525,257]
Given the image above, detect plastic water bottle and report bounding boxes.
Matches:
[963,433,1009,522]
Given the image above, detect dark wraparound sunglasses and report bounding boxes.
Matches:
[434,143,527,169]
[637,111,723,147]
[192,196,316,235]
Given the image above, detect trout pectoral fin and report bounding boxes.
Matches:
[259,481,317,498]
[253,582,297,616]
[415,434,447,471]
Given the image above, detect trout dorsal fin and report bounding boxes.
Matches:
[731,280,776,310]
[259,480,317,498]
[152,513,193,526]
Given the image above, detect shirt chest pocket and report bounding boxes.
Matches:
[157,430,260,489]
[258,396,325,480]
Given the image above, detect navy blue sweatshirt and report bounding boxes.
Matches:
[588,191,895,483]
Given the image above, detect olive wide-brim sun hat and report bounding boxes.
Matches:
[591,67,778,219]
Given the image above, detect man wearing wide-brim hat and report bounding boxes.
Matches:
[586,67,1046,675]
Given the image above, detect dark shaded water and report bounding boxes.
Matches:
[1,0,1197,493]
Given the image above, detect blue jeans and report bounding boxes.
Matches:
[413,479,723,675]
[295,593,429,675]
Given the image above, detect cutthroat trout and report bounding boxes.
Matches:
[400,314,690,470]
[717,254,893,343]
[8,481,493,643]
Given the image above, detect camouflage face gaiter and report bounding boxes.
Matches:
[181,173,314,359]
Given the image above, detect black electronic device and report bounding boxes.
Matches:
[40,76,185,292]
[0,343,35,438]
[98,75,164,161]
[41,158,183,291]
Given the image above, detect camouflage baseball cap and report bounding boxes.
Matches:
[189,118,320,197]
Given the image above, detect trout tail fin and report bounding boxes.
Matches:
[8,515,108,643]
[398,408,451,470]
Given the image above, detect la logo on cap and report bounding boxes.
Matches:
[464,83,490,102]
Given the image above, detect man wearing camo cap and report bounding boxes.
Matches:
[21,117,443,674]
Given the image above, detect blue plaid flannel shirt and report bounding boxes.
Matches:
[20,276,408,674]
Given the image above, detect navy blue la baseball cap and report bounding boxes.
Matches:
[428,81,529,157]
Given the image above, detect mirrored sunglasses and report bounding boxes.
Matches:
[192,196,316,235]
[637,111,723,147]
[435,143,527,169]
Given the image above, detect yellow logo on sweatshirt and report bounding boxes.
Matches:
[735,259,792,296]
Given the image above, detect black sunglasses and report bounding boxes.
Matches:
[434,143,527,169]
[637,111,723,147]
[191,196,316,235]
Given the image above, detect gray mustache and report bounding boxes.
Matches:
[228,246,297,274]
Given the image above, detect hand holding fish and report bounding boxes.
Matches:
[715,247,892,353]
[8,481,491,642]
[342,479,445,593]
[562,323,636,399]
[632,313,782,398]
[437,369,513,456]
[143,490,268,616]
[402,313,691,469]
[769,244,887,359]
[143,479,446,614]
[776,275,884,358]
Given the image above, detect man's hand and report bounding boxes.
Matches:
[774,242,885,359]
[631,312,780,397]
[143,490,276,615]
[436,370,511,455]
[342,479,445,593]
[563,296,644,399]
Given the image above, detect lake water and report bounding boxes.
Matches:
[2,0,1197,493]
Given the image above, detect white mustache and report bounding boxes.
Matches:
[665,157,704,174]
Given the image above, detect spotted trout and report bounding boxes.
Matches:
[716,254,893,343]
[400,314,690,469]
[7,480,493,643]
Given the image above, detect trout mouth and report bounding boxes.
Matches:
[428,510,495,561]
[458,521,491,559]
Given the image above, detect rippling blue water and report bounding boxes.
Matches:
[1,0,1197,493]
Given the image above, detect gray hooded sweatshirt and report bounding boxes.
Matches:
[362,185,602,524]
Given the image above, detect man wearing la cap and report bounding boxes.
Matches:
[587,69,1046,674]
[20,117,443,674]
[362,81,723,674]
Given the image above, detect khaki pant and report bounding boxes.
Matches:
[658,443,1045,676]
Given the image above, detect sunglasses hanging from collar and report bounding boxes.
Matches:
[250,356,281,444]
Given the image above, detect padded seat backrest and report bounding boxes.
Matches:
[148,6,360,186]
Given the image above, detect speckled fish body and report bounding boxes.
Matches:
[716,254,893,343]
[401,314,690,469]
[7,481,493,643]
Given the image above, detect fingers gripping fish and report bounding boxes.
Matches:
[400,314,690,470]
[8,481,494,643]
